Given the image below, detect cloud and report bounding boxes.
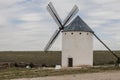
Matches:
[0,0,120,51]
[0,0,25,8]
[87,10,120,20]
[92,0,119,4]
[93,21,120,50]
[18,13,42,22]
[0,16,7,25]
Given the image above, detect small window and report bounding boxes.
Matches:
[87,33,89,35]
[65,33,66,35]
[71,33,73,35]
[79,33,82,35]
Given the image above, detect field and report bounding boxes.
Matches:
[0,67,120,79]
[12,69,120,80]
[0,51,120,80]
[0,51,61,67]
[0,51,120,66]
[93,51,120,65]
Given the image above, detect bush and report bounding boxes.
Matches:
[29,62,34,68]
[14,63,18,67]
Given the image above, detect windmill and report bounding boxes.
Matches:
[62,16,119,67]
[44,2,79,51]
[44,2,119,67]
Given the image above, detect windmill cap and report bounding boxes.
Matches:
[63,16,94,33]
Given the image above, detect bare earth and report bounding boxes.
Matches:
[12,71,120,80]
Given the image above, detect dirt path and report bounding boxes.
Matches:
[12,71,120,80]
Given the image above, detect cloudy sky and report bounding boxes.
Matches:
[0,0,120,51]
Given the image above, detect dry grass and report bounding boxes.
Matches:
[0,67,120,80]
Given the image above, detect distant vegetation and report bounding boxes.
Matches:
[93,51,120,65]
[0,51,61,68]
[0,51,120,68]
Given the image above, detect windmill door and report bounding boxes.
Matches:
[68,58,73,67]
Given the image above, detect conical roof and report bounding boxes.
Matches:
[63,16,94,33]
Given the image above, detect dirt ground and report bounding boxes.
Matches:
[12,71,120,80]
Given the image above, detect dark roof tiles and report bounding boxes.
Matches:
[63,16,94,33]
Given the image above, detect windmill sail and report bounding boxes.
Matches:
[47,2,63,28]
[44,2,79,51]
[44,29,61,51]
[63,5,79,26]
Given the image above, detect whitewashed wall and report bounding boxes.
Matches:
[62,31,93,67]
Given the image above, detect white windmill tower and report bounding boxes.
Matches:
[62,16,94,67]
[44,2,119,67]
